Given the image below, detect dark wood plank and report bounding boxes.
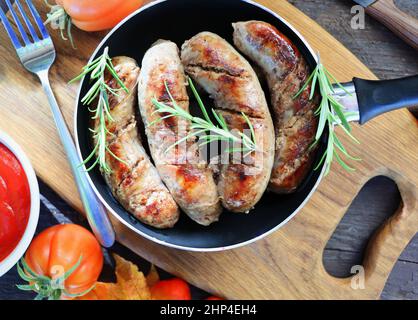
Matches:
[288,0,418,78]
[381,259,418,300]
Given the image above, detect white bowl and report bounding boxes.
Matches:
[0,131,40,277]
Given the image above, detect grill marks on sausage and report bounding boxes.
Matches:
[233,21,319,193]
[196,41,250,77]
[186,68,268,120]
[186,63,248,78]
[185,64,265,120]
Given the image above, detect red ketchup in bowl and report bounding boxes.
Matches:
[0,143,31,262]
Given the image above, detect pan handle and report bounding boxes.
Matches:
[353,75,418,125]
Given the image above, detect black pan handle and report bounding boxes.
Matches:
[353,75,418,125]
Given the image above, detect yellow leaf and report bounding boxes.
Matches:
[78,283,122,300]
[114,255,151,300]
[77,254,151,300]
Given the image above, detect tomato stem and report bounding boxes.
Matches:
[16,256,93,300]
[44,1,75,48]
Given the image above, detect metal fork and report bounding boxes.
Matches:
[0,0,115,247]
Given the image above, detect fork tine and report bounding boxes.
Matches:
[15,0,39,41]
[25,0,49,39]
[5,0,31,45]
[0,4,22,49]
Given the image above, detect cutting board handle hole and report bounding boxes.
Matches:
[322,176,401,278]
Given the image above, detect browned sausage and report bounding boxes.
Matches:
[181,32,275,212]
[233,21,318,193]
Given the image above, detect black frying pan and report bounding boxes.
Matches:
[74,0,418,251]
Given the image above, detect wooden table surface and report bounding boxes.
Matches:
[0,0,417,300]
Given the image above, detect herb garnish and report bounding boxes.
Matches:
[70,46,129,173]
[151,78,257,156]
[295,55,360,175]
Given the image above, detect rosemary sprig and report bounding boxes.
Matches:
[295,55,360,175]
[70,47,129,173]
[151,78,257,155]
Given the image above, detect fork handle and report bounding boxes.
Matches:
[37,70,115,248]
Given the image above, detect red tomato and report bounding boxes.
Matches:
[151,278,192,300]
[206,296,224,300]
[22,224,103,299]
[0,144,30,262]
[54,0,145,31]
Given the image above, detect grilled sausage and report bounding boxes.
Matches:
[181,32,275,213]
[138,40,221,226]
[233,21,318,193]
[97,56,179,229]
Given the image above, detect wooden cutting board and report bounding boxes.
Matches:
[0,0,417,299]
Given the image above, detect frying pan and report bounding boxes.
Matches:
[74,0,418,251]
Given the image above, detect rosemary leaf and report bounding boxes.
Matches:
[212,109,229,131]
[294,68,316,98]
[241,111,256,143]
[189,78,213,124]
[309,69,319,100]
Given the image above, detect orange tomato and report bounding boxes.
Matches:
[22,224,103,299]
[54,0,145,31]
[150,278,192,300]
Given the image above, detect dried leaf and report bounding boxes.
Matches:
[77,254,150,300]
[114,255,150,300]
[78,283,122,300]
